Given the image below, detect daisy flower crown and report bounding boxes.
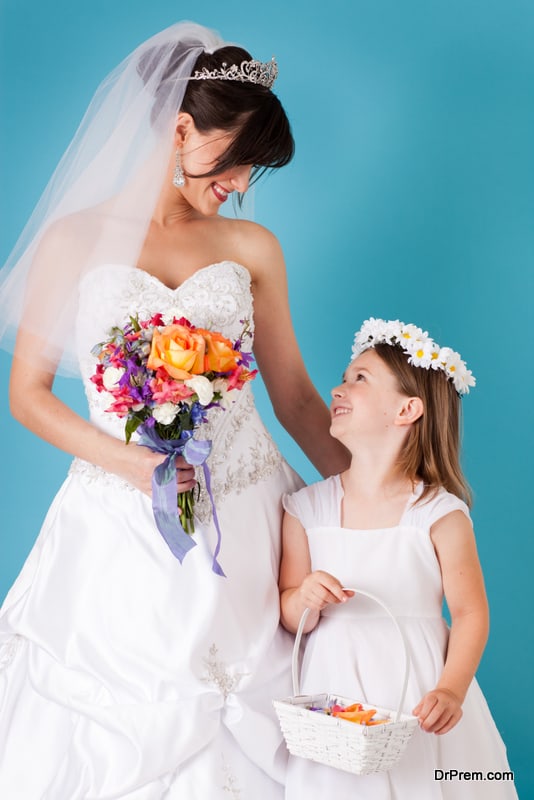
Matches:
[352,318,476,396]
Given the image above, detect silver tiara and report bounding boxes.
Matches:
[188,57,278,89]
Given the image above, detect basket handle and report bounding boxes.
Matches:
[291,588,411,723]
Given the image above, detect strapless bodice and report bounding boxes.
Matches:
[76,261,253,430]
[76,261,253,378]
[72,261,283,520]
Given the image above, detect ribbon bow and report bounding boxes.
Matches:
[137,425,225,576]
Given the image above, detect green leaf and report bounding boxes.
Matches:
[125,415,142,444]
[129,315,141,332]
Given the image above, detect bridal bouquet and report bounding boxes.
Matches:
[91,313,257,574]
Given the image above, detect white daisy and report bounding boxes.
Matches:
[400,323,427,349]
[454,366,476,394]
[408,338,434,369]
[350,318,475,395]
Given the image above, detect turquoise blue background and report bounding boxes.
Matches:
[1,0,532,794]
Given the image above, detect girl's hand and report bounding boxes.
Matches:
[298,571,354,612]
[413,688,463,735]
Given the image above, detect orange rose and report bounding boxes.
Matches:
[198,329,241,373]
[147,324,206,380]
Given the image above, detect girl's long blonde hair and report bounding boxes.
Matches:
[373,342,472,506]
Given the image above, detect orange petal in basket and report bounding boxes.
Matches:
[332,708,378,725]
[343,702,364,712]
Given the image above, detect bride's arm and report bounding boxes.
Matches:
[243,225,350,478]
[9,341,195,496]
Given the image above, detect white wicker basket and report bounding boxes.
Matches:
[273,588,419,775]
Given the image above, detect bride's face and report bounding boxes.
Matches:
[177,121,252,216]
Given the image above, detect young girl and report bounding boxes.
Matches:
[279,318,517,799]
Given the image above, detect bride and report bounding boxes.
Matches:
[0,21,348,799]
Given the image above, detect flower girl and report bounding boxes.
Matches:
[279,318,517,798]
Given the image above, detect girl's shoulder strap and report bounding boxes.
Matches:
[404,485,472,531]
[282,474,342,530]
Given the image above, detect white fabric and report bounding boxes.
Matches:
[0,261,303,799]
[282,475,518,799]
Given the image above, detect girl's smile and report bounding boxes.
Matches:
[331,404,351,417]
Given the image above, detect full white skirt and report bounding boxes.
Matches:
[0,455,302,799]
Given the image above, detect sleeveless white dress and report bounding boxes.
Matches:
[283,476,518,799]
[0,262,303,799]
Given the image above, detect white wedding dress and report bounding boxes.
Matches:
[0,262,303,799]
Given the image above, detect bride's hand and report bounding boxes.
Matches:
[8,357,197,497]
[117,445,197,496]
[174,455,197,495]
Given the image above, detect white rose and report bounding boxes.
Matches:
[185,375,214,406]
[102,366,125,390]
[152,402,179,425]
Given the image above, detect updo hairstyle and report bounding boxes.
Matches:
[139,39,294,183]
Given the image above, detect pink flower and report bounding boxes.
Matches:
[90,364,105,391]
[145,313,164,327]
[150,373,195,405]
[227,365,258,391]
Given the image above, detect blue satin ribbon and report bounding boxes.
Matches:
[137,426,226,576]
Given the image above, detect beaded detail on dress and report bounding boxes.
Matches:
[78,261,254,400]
[68,459,136,492]
[0,635,23,671]
[201,644,249,700]
[193,388,283,523]
[73,261,284,515]
[69,386,283,515]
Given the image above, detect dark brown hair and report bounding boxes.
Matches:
[180,47,294,183]
[139,42,294,185]
[373,342,472,506]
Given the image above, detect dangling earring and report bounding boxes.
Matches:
[172,150,185,188]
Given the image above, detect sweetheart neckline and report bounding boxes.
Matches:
[86,260,251,293]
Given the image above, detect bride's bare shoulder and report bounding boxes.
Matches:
[36,203,129,261]
[220,218,283,265]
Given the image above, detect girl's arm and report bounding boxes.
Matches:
[413,510,489,735]
[9,344,196,496]
[245,225,350,478]
[279,510,350,634]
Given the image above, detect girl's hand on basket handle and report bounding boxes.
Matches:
[279,511,353,634]
[413,688,463,735]
[298,571,354,612]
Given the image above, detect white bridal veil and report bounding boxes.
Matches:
[0,21,230,377]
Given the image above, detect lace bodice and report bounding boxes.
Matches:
[72,261,283,517]
[76,262,253,380]
[76,261,252,425]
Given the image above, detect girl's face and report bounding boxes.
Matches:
[178,124,252,216]
[330,349,407,444]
